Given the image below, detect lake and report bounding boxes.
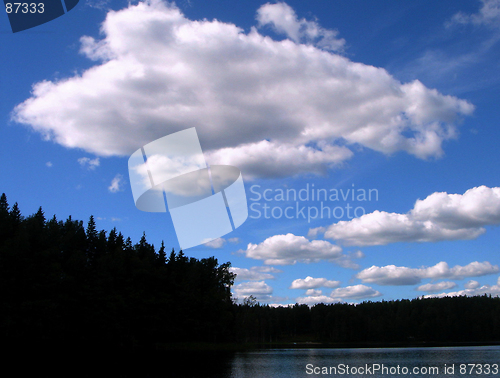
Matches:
[164,345,500,378]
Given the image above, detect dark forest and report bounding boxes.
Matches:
[2,193,500,354]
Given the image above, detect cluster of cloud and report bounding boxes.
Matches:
[310,186,500,246]
[78,157,100,170]
[296,284,381,305]
[230,266,282,281]
[356,261,499,286]
[242,233,362,266]
[12,0,474,180]
[448,0,500,28]
[425,276,500,298]
[233,281,274,302]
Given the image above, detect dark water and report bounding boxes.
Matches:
[16,345,500,377]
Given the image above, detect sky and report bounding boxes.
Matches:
[1,0,500,306]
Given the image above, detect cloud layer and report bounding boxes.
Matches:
[230,266,281,281]
[311,186,500,246]
[12,0,473,179]
[425,277,500,298]
[356,261,499,286]
[296,284,381,305]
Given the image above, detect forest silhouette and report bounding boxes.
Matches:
[1,192,500,354]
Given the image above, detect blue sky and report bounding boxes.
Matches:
[1,0,500,305]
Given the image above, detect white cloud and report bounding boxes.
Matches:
[425,277,500,298]
[356,261,499,286]
[78,157,100,170]
[305,289,323,296]
[12,1,474,180]
[290,276,340,289]
[417,281,457,292]
[85,0,112,10]
[448,0,500,28]
[46,161,53,167]
[465,280,480,289]
[296,294,338,305]
[330,284,382,300]
[203,237,226,248]
[230,266,281,281]
[295,284,381,304]
[311,186,500,246]
[108,173,123,193]
[204,237,242,248]
[205,141,353,180]
[233,280,273,301]
[256,2,345,52]
[243,233,344,265]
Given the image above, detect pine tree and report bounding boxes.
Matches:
[0,193,10,241]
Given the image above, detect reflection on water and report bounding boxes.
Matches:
[227,346,500,378]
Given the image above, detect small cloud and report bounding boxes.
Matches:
[228,237,241,244]
[46,161,53,167]
[78,157,100,170]
[85,0,111,10]
[108,174,123,193]
[204,238,226,248]
[290,276,341,289]
[465,280,480,289]
[305,289,323,296]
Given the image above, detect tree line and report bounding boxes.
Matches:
[1,193,500,351]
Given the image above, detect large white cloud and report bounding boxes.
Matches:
[356,261,499,286]
[243,233,345,265]
[310,186,500,246]
[12,0,473,179]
